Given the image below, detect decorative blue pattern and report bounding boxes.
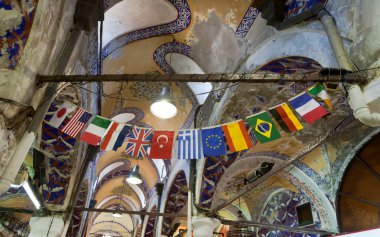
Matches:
[285,0,327,18]
[41,102,77,204]
[102,0,191,60]
[235,7,260,38]
[153,42,191,74]
[0,0,38,69]
[0,187,27,202]
[258,190,321,237]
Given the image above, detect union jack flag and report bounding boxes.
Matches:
[124,127,153,158]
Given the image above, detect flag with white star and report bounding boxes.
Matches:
[201,126,226,157]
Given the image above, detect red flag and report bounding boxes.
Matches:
[149,131,174,159]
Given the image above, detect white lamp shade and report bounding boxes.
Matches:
[112,213,122,218]
[126,176,142,184]
[126,165,143,184]
[150,100,177,119]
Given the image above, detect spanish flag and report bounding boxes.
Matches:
[221,120,253,152]
[269,103,303,133]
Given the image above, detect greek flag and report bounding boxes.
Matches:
[177,129,203,159]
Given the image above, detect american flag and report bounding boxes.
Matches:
[61,108,92,138]
[124,127,153,158]
[177,129,203,159]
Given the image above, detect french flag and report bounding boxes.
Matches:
[100,123,132,151]
[289,92,329,124]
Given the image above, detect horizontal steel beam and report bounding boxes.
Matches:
[0,207,186,218]
[74,207,187,218]
[0,207,36,214]
[36,71,369,84]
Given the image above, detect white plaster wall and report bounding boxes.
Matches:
[338,0,380,69]
[103,0,178,46]
[166,53,212,105]
[190,11,249,73]
[242,29,339,73]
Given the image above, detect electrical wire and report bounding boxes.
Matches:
[0,97,34,109]
[71,81,240,102]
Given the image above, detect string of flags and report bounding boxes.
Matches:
[47,83,332,160]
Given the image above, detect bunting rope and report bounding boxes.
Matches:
[47,82,336,160]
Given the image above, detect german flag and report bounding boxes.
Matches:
[269,103,303,132]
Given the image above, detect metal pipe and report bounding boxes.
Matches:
[318,10,354,71]
[319,9,380,127]
[36,72,369,84]
[0,84,57,196]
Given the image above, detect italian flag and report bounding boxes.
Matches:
[308,83,333,110]
[80,115,113,146]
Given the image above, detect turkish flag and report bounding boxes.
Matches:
[149,130,175,159]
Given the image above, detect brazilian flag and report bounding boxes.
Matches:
[246,111,281,144]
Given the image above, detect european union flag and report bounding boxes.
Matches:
[201,126,226,157]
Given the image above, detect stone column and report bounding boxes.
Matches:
[192,217,220,237]
[28,215,65,237]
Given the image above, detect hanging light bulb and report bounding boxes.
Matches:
[126,165,143,184]
[150,86,177,119]
[112,212,122,218]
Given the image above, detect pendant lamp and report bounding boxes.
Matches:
[150,86,177,119]
[126,165,143,184]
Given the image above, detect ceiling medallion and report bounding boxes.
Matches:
[112,186,132,196]
[129,73,168,100]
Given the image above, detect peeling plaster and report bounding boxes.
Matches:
[191,11,248,73]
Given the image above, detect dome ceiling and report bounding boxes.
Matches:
[93,0,256,234]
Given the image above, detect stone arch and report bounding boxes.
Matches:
[141,205,158,237]
[39,84,83,205]
[94,166,149,200]
[66,181,89,237]
[279,169,337,231]
[242,30,340,73]
[332,128,380,203]
[158,169,188,236]
[336,132,380,232]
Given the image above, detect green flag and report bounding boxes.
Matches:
[246,111,281,144]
